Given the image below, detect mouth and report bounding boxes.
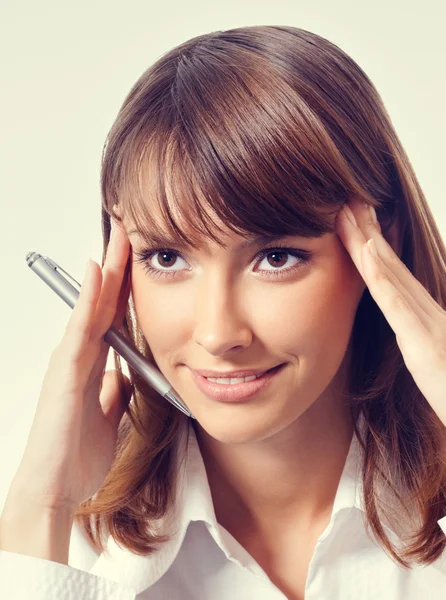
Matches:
[190,364,286,403]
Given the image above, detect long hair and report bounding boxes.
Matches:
[75,25,446,568]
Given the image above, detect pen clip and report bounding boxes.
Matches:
[43,256,82,291]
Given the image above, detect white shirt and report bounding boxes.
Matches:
[1,418,446,599]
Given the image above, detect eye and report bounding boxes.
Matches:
[133,246,313,279]
[134,248,189,277]
[257,250,299,271]
[255,248,313,277]
[150,250,187,270]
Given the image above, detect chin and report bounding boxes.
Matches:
[191,402,300,446]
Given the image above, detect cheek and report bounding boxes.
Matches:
[253,259,363,359]
[130,270,194,353]
[130,252,364,363]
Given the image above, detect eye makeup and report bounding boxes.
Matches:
[133,244,314,280]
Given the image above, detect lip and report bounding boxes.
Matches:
[192,367,274,378]
[190,364,285,403]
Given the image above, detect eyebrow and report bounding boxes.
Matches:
[127,230,307,250]
[237,235,300,250]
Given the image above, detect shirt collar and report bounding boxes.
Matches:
[180,417,364,536]
[89,414,439,594]
[90,417,364,592]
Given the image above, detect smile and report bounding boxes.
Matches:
[205,374,258,384]
[190,364,285,403]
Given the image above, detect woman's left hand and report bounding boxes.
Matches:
[335,197,446,428]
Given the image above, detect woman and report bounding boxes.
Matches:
[1,25,446,599]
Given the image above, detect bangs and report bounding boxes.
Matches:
[104,34,379,249]
[117,131,343,251]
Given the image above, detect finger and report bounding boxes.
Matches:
[92,219,131,339]
[335,206,367,278]
[337,203,440,328]
[64,258,103,360]
[112,256,132,330]
[337,205,428,328]
[99,369,133,429]
[359,202,443,318]
[339,207,427,324]
[361,240,432,350]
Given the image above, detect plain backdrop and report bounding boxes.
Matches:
[1,0,445,508]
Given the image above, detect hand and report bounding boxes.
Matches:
[4,215,133,516]
[335,197,446,427]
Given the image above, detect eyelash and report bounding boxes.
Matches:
[133,246,313,280]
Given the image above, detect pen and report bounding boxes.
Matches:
[25,251,194,419]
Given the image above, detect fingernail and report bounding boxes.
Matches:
[343,205,357,227]
[367,238,378,259]
[84,257,94,279]
[369,204,378,225]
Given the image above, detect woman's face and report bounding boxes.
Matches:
[122,207,366,445]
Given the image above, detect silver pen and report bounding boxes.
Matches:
[25,251,194,419]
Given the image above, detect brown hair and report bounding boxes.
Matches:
[75,25,446,568]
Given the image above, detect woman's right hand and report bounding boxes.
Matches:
[3,215,133,518]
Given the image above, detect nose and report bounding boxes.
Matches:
[192,275,253,356]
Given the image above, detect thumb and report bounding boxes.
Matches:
[99,369,133,429]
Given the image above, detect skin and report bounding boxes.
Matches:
[7,159,442,597]
[119,201,368,595]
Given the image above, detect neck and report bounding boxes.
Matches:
[194,388,354,540]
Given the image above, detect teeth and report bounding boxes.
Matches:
[206,374,259,385]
